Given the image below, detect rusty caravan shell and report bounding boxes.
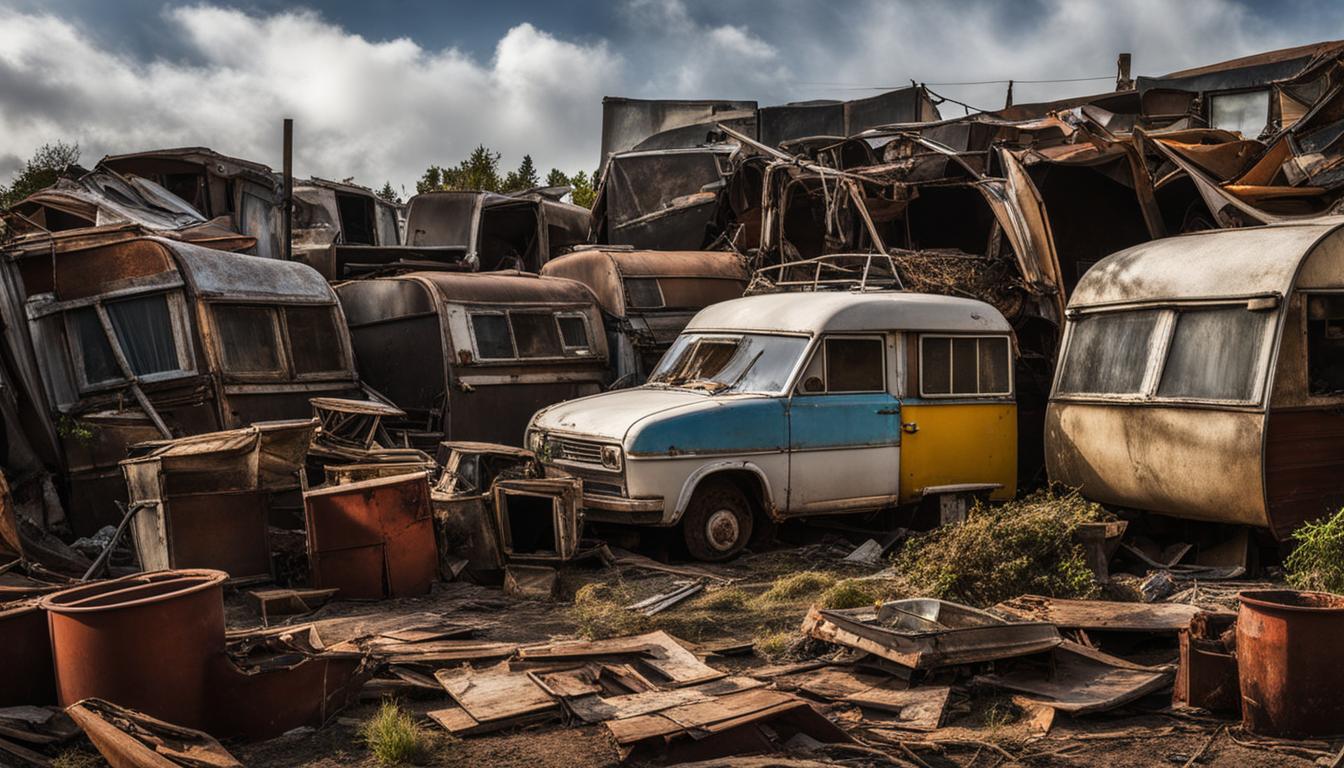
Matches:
[14,236,359,534]
[290,177,403,275]
[1047,219,1344,537]
[540,249,748,384]
[336,271,608,449]
[40,569,228,728]
[304,472,438,599]
[431,441,536,580]
[0,599,55,706]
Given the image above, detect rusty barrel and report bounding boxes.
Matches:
[1237,589,1344,737]
[40,569,227,728]
[0,600,55,706]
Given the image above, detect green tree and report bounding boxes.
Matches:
[1,141,80,208]
[375,181,402,205]
[446,145,502,192]
[545,168,569,188]
[415,164,447,195]
[503,154,539,192]
[569,169,599,209]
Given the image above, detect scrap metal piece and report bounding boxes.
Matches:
[1174,612,1239,713]
[67,697,242,768]
[304,473,437,600]
[993,595,1211,634]
[1237,589,1344,737]
[0,600,54,707]
[503,564,558,600]
[493,477,583,563]
[801,599,1061,670]
[625,581,704,616]
[973,641,1173,715]
[41,570,227,729]
[246,587,339,626]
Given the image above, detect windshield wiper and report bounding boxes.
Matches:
[717,349,764,394]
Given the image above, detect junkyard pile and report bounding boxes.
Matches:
[6,39,1344,768]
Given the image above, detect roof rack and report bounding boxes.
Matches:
[747,253,905,294]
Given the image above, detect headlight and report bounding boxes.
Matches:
[526,430,544,454]
[600,445,623,471]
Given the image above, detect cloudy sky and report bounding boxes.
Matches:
[0,0,1337,195]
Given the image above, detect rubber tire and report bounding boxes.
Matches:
[682,480,754,562]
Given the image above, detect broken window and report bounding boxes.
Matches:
[69,307,120,385]
[512,312,562,358]
[66,294,190,388]
[624,278,664,309]
[1209,90,1271,138]
[1157,306,1270,402]
[376,204,399,246]
[921,335,1012,396]
[471,313,514,359]
[1056,311,1162,396]
[556,314,589,350]
[215,305,282,373]
[1307,295,1344,396]
[824,337,885,393]
[283,306,345,374]
[650,333,807,394]
[335,192,376,245]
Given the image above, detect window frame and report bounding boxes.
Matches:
[1304,290,1344,399]
[554,312,593,354]
[794,334,889,396]
[209,300,351,382]
[465,308,597,363]
[918,334,1015,399]
[821,334,887,394]
[64,290,197,394]
[1053,300,1278,407]
[623,277,666,310]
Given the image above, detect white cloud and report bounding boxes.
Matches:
[0,0,1334,194]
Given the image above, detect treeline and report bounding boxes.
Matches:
[402,145,598,208]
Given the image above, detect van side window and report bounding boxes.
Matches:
[1307,295,1344,395]
[921,335,1012,396]
[1157,307,1270,401]
[824,337,885,393]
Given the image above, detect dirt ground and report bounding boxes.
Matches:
[204,540,1331,768]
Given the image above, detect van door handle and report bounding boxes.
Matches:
[876,408,899,415]
[902,422,919,434]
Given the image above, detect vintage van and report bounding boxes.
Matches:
[526,290,1018,560]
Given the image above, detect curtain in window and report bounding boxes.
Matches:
[106,295,179,376]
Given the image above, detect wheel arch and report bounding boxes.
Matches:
[672,461,777,523]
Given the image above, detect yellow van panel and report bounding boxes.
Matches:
[898,402,1017,503]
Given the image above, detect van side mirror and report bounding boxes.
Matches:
[803,375,824,393]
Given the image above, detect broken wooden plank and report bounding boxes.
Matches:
[567,677,765,723]
[435,663,558,724]
[624,581,704,616]
[773,667,948,730]
[379,622,482,643]
[972,641,1174,714]
[519,631,725,687]
[993,595,1213,634]
[843,539,883,565]
[607,547,732,583]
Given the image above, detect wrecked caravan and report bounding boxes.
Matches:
[539,248,749,385]
[316,189,591,278]
[336,271,608,449]
[291,178,402,273]
[100,147,284,259]
[1047,219,1344,539]
[11,235,360,533]
[528,288,1017,561]
[592,146,737,250]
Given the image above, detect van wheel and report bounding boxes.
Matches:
[682,480,753,562]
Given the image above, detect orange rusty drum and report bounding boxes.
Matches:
[0,600,55,706]
[40,569,227,728]
[1237,589,1344,737]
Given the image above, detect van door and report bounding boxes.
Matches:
[786,335,901,514]
[899,334,1017,503]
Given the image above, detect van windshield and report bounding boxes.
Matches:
[648,333,808,394]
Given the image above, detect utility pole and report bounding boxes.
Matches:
[1004,80,1014,109]
[1116,53,1133,91]
[282,118,293,261]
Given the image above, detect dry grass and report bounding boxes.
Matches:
[571,582,652,640]
[818,578,886,609]
[361,700,432,767]
[892,489,1106,607]
[753,629,798,660]
[693,586,749,610]
[51,749,105,768]
[756,571,836,604]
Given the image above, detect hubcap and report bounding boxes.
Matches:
[705,509,740,552]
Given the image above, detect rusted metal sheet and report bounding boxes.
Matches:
[0,600,55,707]
[994,595,1209,634]
[304,473,437,599]
[974,641,1174,715]
[1174,612,1239,713]
[1237,589,1344,737]
[801,599,1061,670]
[41,570,227,728]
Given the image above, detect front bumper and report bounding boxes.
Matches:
[540,465,667,524]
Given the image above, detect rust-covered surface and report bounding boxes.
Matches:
[1237,589,1344,737]
[539,249,747,319]
[41,569,228,728]
[0,599,55,707]
[304,473,437,599]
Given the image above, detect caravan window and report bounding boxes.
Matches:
[512,312,563,357]
[1056,310,1162,396]
[214,305,283,373]
[1209,90,1270,138]
[1157,307,1270,402]
[69,308,121,385]
[556,314,590,351]
[283,306,346,374]
[1308,295,1344,396]
[67,293,193,389]
[469,310,595,361]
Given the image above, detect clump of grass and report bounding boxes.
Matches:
[818,578,883,609]
[757,571,836,603]
[52,749,104,768]
[753,629,798,660]
[893,489,1106,607]
[572,582,652,639]
[1286,507,1344,593]
[361,700,431,767]
[694,586,749,610]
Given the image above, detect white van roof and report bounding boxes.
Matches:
[686,291,1011,335]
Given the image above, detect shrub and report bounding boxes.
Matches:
[892,489,1105,607]
[572,582,651,639]
[1286,507,1344,594]
[818,578,883,609]
[361,700,430,767]
[757,571,836,603]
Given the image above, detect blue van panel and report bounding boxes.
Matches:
[788,394,901,450]
[628,399,788,456]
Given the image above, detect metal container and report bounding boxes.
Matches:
[40,569,227,728]
[0,600,55,706]
[1238,589,1344,737]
